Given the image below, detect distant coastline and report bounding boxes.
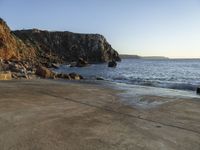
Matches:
[120,54,200,60]
[120,54,169,60]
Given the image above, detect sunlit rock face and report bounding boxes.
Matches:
[0,18,36,60]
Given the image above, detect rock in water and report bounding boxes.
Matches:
[51,63,60,69]
[108,61,117,67]
[76,58,88,67]
[96,77,104,80]
[197,87,200,94]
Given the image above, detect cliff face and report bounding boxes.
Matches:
[0,18,36,60]
[0,18,120,63]
[13,29,120,63]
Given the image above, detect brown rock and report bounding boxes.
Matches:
[36,66,55,78]
[0,18,36,60]
[76,58,88,67]
[0,71,12,80]
[69,73,83,80]
[11,73,18,79]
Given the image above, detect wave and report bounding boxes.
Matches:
[112,77,199,91]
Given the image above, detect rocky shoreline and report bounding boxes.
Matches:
[0,18,120,80]
[0,58,85,80]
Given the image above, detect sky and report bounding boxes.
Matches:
[0,0,200,58]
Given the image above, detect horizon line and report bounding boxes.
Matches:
[119,54,200,59]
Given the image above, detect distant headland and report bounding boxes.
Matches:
[120,54,169,60]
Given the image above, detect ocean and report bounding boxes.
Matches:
[55,59,200,92]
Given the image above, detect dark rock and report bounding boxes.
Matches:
[51,63,60,69]
[69,73,83,80]
[8,61,27,74]
[197,87,200,94]
[75,58,88,67]
[56,73,71,80]
[36,66,55,78]
[96,77,104,80]
[79,75,84,80]
[14,72,29,79]
[69,62,77,67]
[11,73,18,79]
[108,61,117,67]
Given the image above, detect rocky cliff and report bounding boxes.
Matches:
[0,18,121,79]
[0,18,120,63]
[13,29,120,63]
[0,18,36,60]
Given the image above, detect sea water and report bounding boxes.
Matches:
[56,59,200,92]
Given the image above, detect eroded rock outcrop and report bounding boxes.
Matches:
[13,29,121,63]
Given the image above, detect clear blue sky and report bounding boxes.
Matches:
[0,0,200,58]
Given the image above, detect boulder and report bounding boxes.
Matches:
[108,61,117,67]
[69,73,83,80]
[11,73,18,79]
[69,62,77,67]
[197,87,200,94]
[56,73,71,80]
[51,63,60,69]
[96,77,104,80]
[15,72,29,79]
[76,58,88,67]
[70,58,88,67]
[0,71,12,80]
[36,66,55,78]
